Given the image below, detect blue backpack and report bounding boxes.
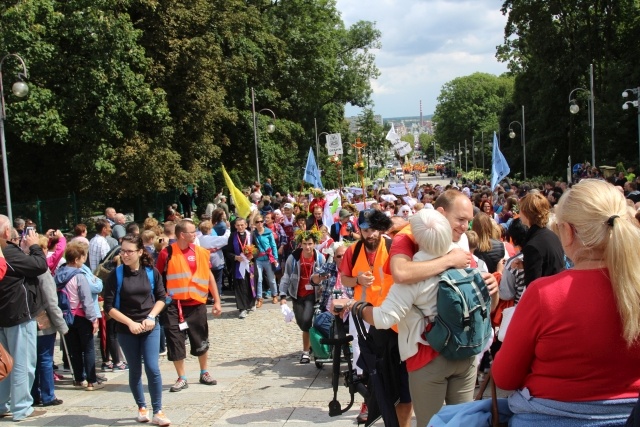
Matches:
[114,265,155,310]
[425,268,492,360]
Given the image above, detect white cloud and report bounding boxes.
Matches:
[337,0,509,118]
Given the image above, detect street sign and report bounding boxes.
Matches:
[326,133,343,155]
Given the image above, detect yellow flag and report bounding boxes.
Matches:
[221,166,250,219]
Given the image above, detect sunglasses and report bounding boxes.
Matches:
[335,255,343,259]
[255,220,264,223]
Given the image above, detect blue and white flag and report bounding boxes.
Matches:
[303,147,323,189]
[491,132,510,191]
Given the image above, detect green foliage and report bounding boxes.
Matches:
[497,0,640,177]
[0,0,381,203]
[433,73,514,171]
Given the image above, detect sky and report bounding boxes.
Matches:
[336,0,510,119]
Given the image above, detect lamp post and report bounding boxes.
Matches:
[508,105,526,180]
[464,139,468,172]
[622,87,640,167]
[251,87,276,185]
[0,53,29,224]
[569,63,596,167]
[328,153,343,193]
[317,131,329,160]
[350,137,367,207]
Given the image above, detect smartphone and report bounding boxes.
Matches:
[26,226,35,234]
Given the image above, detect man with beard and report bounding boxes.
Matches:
[305,206,324,231]
[338,209,413,426]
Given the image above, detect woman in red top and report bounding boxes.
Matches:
[493,179,640,424]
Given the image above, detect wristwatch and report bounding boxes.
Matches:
[146,314,156,321]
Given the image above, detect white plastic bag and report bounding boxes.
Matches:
[498,306,516,342]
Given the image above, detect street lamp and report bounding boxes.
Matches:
[317,131,329,160]
[568,63,596,167]
[508,105,526,180]
[251,87,276,184]
[0,53,29,224]
[622,87,640,167]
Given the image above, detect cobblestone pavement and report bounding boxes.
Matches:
[3,293,367,427]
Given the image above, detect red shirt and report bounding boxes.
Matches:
[493,269,640,401]
[297,253,316,298]
[156,244,210,305]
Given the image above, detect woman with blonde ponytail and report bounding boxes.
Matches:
[492,179,640,426]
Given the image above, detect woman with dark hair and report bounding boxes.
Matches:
[498,196,519,226]
[103,234,170,426]
[211,208,228,237]
[499,218,529,304]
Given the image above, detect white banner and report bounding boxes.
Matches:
[326,133,343,155]
[386,123,412,156]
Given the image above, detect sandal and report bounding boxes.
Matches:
[300,352,310,364]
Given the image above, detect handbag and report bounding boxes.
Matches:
[0,341,14,382]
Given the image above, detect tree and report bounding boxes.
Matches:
[433,73,514,169]
[497,0,640,176]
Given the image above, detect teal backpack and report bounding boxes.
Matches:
[425,268,492,360]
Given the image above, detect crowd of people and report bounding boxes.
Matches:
[1,168,640,425]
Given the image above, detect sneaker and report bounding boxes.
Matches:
[86,382,104,391]
[115,362,129,371]
[136,407,150,423]
[101,361,114,371]
[169,378,188,392]
[199,371,217,385]
[159,350,167,356]
[265,291,272,298]
[356,402,368,424]
[238,310,247,319]
[247,306,255,312]
[42,398,63,407]
[152,410,171,426]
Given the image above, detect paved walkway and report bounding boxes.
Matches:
[3,294,369,427]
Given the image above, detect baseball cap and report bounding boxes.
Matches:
[339,209,351,220]
[358,209,375,229]
[283,203,293,210]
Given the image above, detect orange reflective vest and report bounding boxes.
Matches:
[165,243,210,303]
[350,238,394,307]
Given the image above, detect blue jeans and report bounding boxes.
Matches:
[117,322,163,414]
[213,268,224,297]
[256,258,277,298]
[31,333,57,404]
[67,316,98,383]
[0,320,37,420]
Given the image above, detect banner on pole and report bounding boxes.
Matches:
[326,133,343,155]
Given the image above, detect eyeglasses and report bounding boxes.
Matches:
[182,230,197,235]
[120,249,139,256]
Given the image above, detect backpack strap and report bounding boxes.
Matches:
[114,265,155,310]
[115,265,124,310]
[351,241,363,261]
[161,245,173,284]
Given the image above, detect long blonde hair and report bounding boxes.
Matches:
[556,179,640,345]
